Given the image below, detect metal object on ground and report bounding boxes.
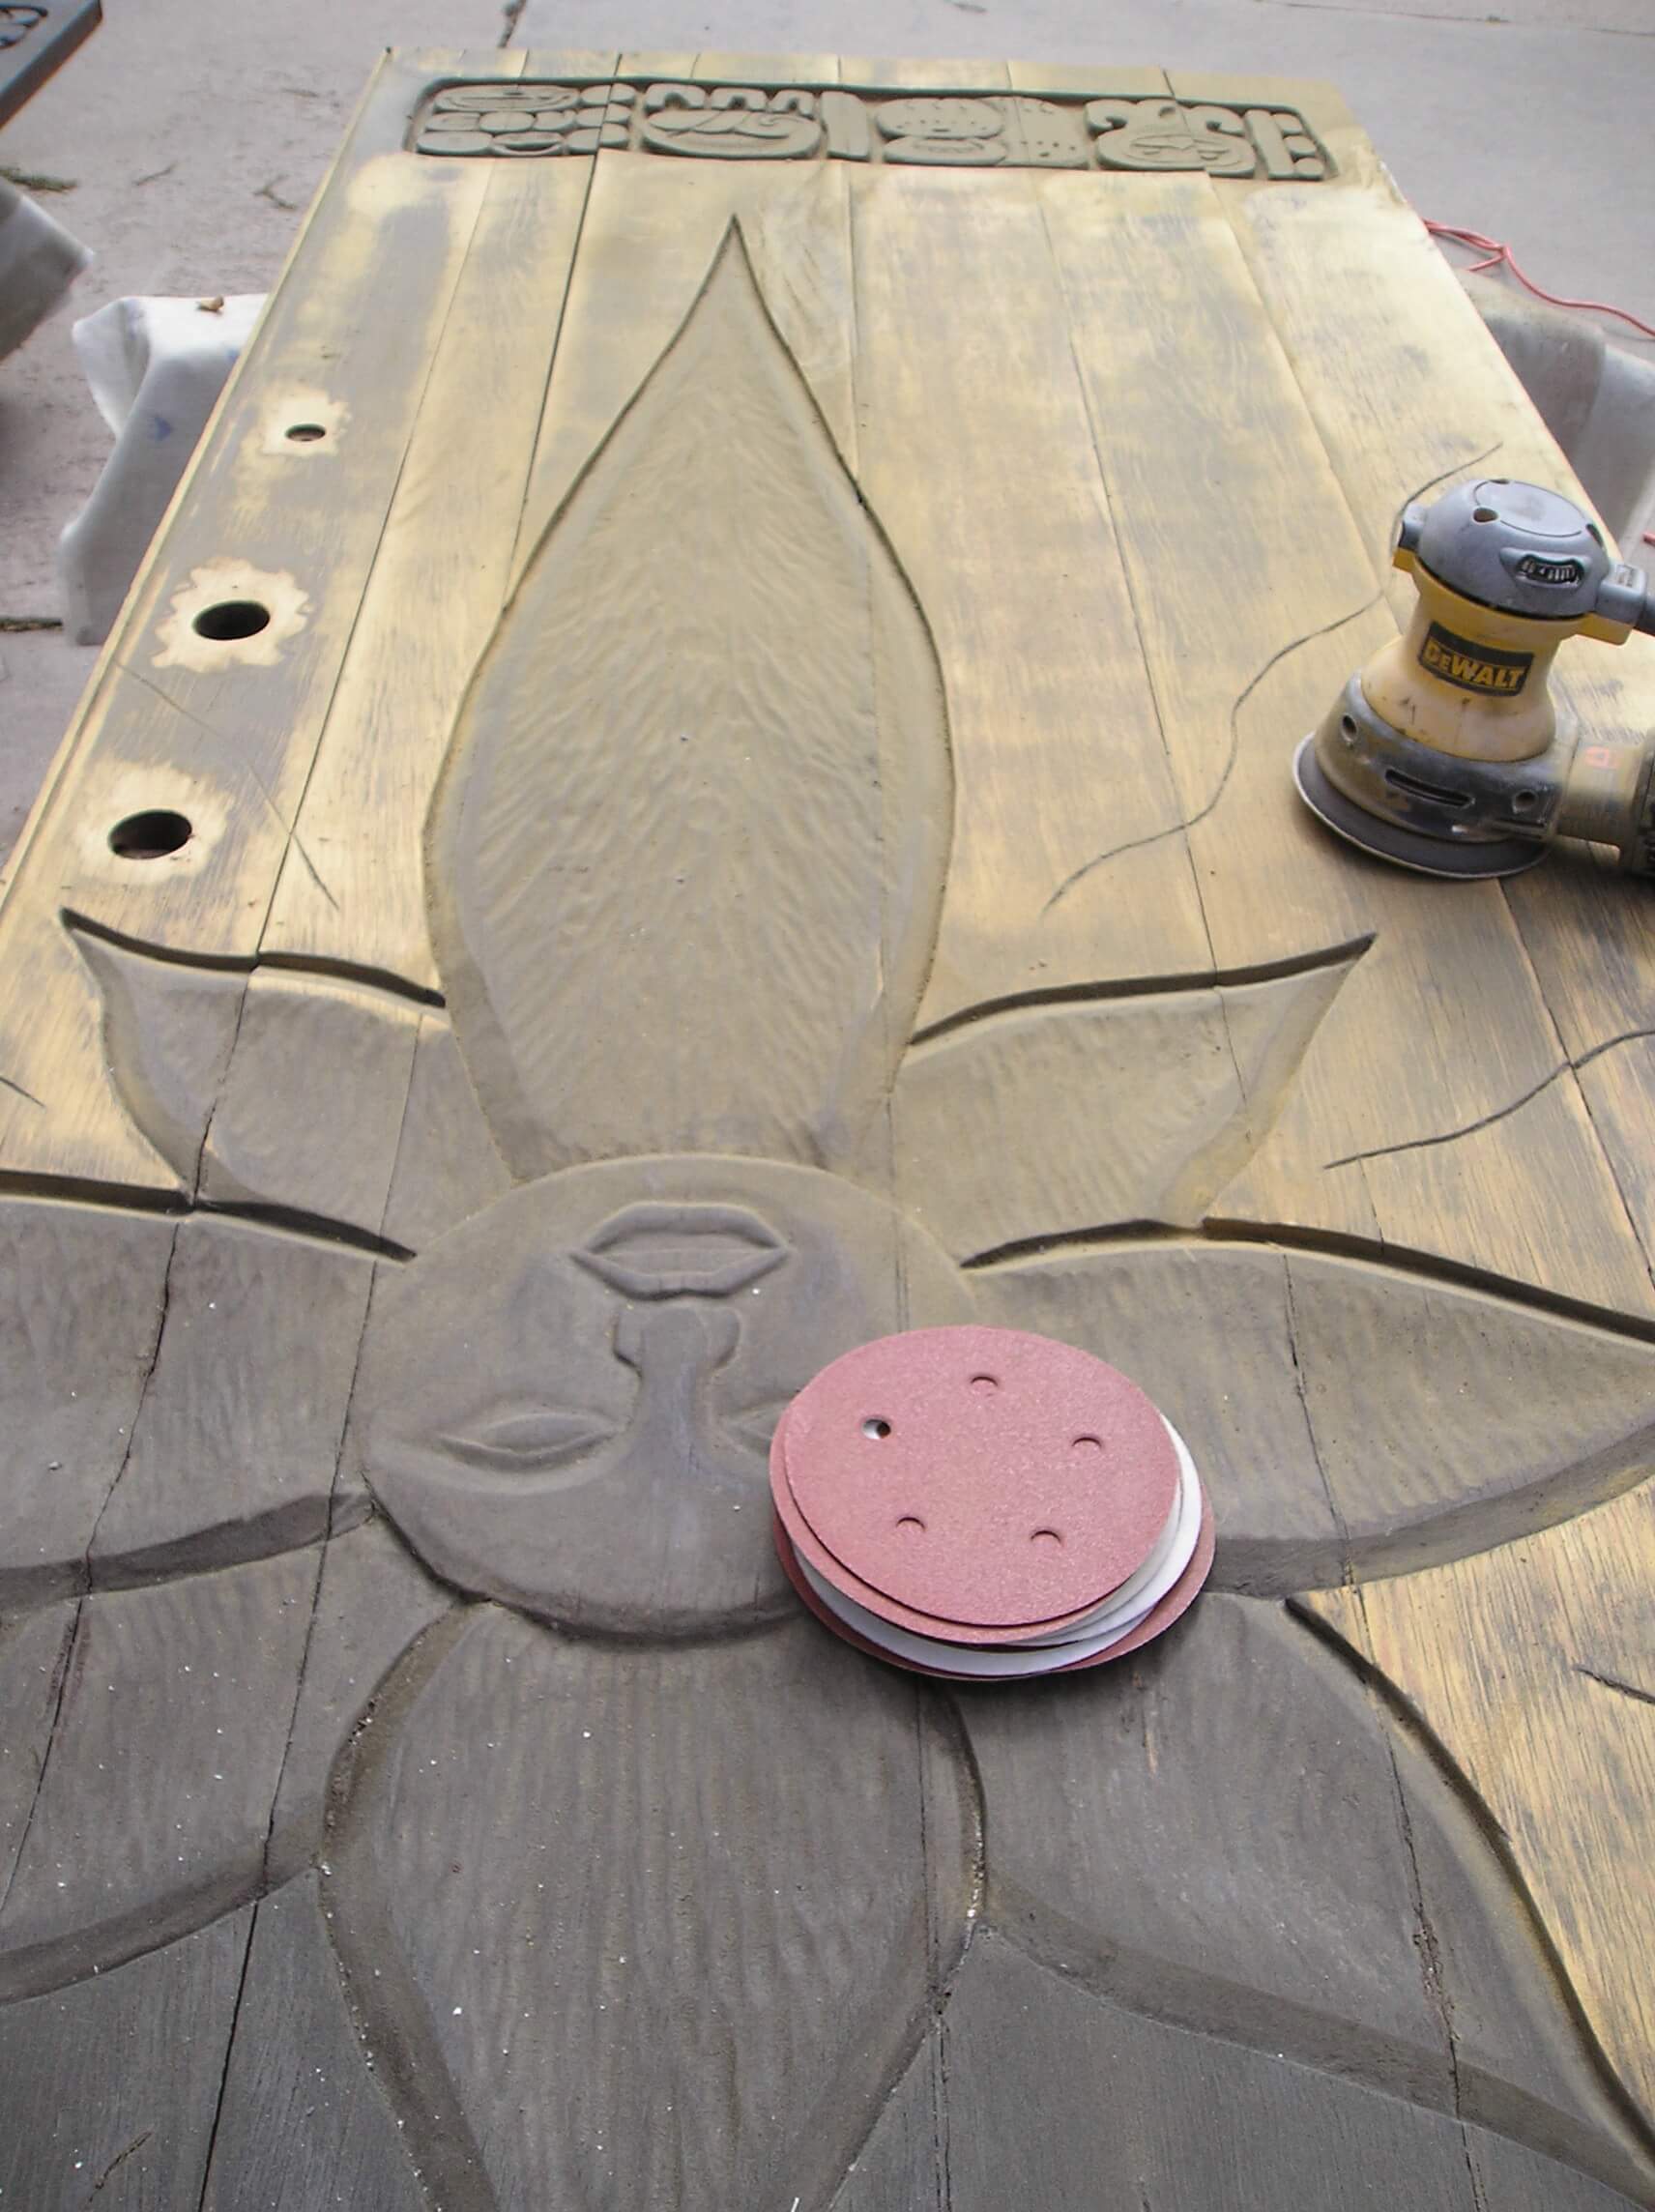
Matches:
[1295,478,1655,878]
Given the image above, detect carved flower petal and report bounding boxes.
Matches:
[69,917,472,1249]
[948,1593,1653,2203]
[0,1521,450,2002]
[972,1234,1655,1589]
[68,918,244,1190]
[0,1203,375,1607]
[895,948,1362,1261]
[427,223,951,1179]
[336,1611,979,2210]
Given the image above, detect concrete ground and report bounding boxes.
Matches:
[1,0,1651,858]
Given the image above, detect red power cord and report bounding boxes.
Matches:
[1424,221,1655,543]
[1424,220,1655,343]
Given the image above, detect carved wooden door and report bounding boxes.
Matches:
[2,51,1653,2211]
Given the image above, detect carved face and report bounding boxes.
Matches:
[356,1157,971,1635]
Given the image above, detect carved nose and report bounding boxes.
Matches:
[613,1302,744,1474]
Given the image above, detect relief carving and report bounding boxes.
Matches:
[0,4,46,50]
[641,81,822,160]
[875,95,1008,166]
[418,79,634,158]
[7,218,1655,2209]
[411,77,1333,178]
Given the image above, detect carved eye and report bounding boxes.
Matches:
[438,1406,612,1473]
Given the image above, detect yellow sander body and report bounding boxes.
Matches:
[1295,479,1655,879]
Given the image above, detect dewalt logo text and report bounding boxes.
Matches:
[1419,623,1532,697]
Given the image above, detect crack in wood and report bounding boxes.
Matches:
[0,1224,176,1973]
[1366,1629,1491,2210]
[1282,1251,1352,1585]
[0,1605,78,1927]
[87,2127,152,2197]
[1038,437,1502,915]
[195,1279,380,2208]
[1292,1599,1655,2184]
[1040,585,1384,914]
[1324,1025,1655,1172]
[1573,1664,1655,1711]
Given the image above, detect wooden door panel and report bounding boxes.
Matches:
[2,53,1652,2208]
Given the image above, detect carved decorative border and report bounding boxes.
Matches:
[0,6,48,53]
[409,80,1331,180]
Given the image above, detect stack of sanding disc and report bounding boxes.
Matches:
[770,1324,1213,1679]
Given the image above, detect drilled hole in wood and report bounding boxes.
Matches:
[108,808,192,859]
[192,599,272,641]
[284,422,328,443]
[861,1416,891,1440]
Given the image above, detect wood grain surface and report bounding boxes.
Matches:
[1,47,1653,2209]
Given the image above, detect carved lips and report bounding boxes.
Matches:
[771,1324,1213,1678]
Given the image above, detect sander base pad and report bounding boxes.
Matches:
[1292,735,1545,882]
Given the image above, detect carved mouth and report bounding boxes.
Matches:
[573,1203,788,1299]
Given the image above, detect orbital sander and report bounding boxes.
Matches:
[1294,479,1655,879]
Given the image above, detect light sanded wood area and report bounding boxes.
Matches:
[1307,1482,1655,2121]
[2,51,1654,2209]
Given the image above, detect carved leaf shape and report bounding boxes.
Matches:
[69,920,244,1190]
[0,1202,376,1604]
[428,223,951,1179]
[895,949,1361,1260]
[972,1236,1655,1589]
[334,1612,977,2212]
[0,1519,449,2001]
[946,1593,1654,2205]
[70,919,481,1249]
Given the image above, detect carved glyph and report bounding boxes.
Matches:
[412,77,1332,178]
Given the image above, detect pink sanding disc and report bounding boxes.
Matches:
[769,1399,1148,1648]
[778,1325,1180,1632]
[772,1487,1215,1681]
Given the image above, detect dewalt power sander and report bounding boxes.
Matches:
[1293,479,1655,879]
